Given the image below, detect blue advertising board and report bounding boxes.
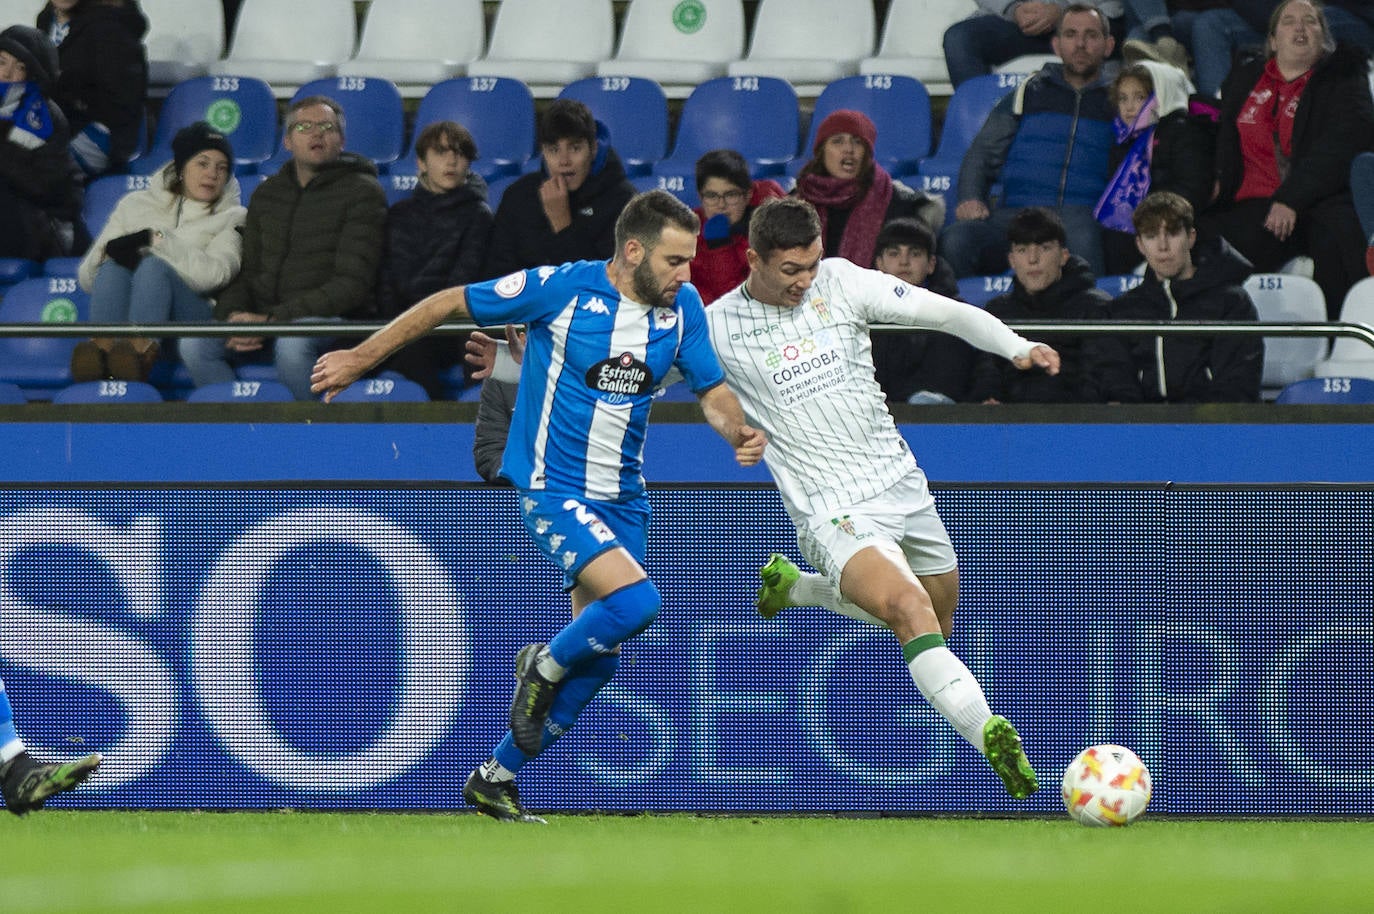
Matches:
[1,484,1370,815]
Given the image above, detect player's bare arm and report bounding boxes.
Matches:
[311,286,471,401]
[697,383,766,467]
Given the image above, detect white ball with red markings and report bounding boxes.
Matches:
[1061,744,1152,827]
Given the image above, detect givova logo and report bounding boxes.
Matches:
[673,0,706,34]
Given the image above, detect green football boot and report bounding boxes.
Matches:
[756,553,800,620]
[982,715,1038,799]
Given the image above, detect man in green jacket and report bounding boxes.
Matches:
[180,95,387,399]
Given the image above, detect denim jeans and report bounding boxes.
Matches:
[179,316,341,401]
[1190,9,1261,97]
[939,205,1106,278]
[89,257,213,323]
[943,14,1055,89]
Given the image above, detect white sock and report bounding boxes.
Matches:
[535,647,567,683]
[793,573,887,626]
[479,757,515,783]
[907,642,993,753]
[0,738,24,763]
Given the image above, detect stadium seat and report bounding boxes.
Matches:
[52,380,164,404]
[727,0,875,86]
[336,0,484,86]
[801,75,932,178]
[0,258,39,287]
[558,77,670,177]
[957,273,1013,307]
[1274,376,1374,404]
[186,379,296,402]
[0,381,27,404]
[1096,274,1143,297]
[141,0,225,86]
[652,76,800,183]
[259,76,406,174]
[210,0,357,85]
[915,73,1023,223]
[383,172,419,206]
[130,75,279,175]
[859,0,979,93]
[329,371,430,402]
[629,172,695,206]
[467,0,615,87]
[42,258,82,278]
[485,174,519,212]
[82,173,149,239]
[0,278,91,395]
[237,173,266,202]
[597,0,745,87]
[1243,273,1329,391]
[995,54,1059,77]
[390,77,536,181]
[1316,276,1374,380]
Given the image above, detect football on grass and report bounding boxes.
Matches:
[1061,744,1152,827]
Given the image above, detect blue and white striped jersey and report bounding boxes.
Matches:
[467,260,725,501]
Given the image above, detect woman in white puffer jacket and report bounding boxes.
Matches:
[74,121,247,381]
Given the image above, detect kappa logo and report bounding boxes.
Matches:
[495,271,527,298]
[582,297,611,315]
[534,518,552,534]
[522,497,537,513]
[549,534,565,551]
[537,265,557,285]
[562,550,578,569]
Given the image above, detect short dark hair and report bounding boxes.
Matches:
[1006,207,1068,247]
[288,95,346,136]
[613,190,700,256]
[539,98,596,147]
[748,197,822,260]
[1057,2,1111,35]
[875,218,936,258]
[1132,190,1194,235]
[415,120,478,162]
[694,149,751,194]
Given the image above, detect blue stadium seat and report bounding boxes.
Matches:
[186,379,296,402]
[0,277,90,395]
[0,258,39,287]
[485,173,519,211]
[793,74,932,179]
[390,77,536,181]
[42,257,82,278]
[130,75,279,175]
[260,76,407,175]
[652,76,800,180]
[916,73,1023,224]
[330,371,430,402]
[236,173,266,202]
[1274,376,1374,404]
[83,173,150,240]
[956,273,1014,307]
[1096,274,1143,297]
[0,381,28,404]
[630,173,695,207]
[558,76,669,177]
[53,380,164,404]
[383,172,419,206]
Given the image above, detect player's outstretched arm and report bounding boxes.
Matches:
[698,383,766,467]
[312,286,471,401]
[1012,343,1060,376]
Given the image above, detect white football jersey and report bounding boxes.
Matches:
[706,258,1033,516]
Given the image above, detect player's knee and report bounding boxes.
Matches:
[602,578,661,640]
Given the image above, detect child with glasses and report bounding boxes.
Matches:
[689,148,785,304]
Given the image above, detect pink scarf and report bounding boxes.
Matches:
[796,163,894,265]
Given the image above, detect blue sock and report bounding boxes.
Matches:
[546,579,660,669]
[0,678,22,757]
[491,654,620,773]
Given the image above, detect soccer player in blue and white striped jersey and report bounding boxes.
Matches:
[312,191,765,822]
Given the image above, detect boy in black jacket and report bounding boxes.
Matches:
[1089,191,1263,403]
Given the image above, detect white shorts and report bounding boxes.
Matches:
[792,467,957,589]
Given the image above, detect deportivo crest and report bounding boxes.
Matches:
[586,352,654,395]
[494,271,527,298]
[654,306,677,329]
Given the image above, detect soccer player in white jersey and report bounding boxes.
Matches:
[715,197,1058,798]
[311,191,765,822]
[1,679,102,815]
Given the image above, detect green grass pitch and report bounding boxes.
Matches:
[2,812,1371,913]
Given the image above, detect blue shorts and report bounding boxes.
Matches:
[518,490,650,590]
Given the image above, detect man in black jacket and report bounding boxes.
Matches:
[482,99,635,279]
[1090,191,1262,402]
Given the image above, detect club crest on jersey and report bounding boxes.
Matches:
[811,298,832,322]
[494,271,527,298]
[586,351,653,396]
[654,306,677,329]
[831,515,857,536]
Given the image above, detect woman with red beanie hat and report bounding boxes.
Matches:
[793,109,945,267]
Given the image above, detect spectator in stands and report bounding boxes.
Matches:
[376,121,493,399]
[1096,60,1216,274]
[868,218,977,405]
[1352,152,1374,277]
[0,25,81,260]
[941,4,1117,278]
[1090,191,1262,402]
[690,148,785,304]
[483,99,635,279]
[970,207,1108,403]
[944,1,1063,89]
[37,0,149,177]
[73,122,245,382]
[179,96,387,400]
[1119,1,1232,73]
[793,110,945,267]
[1201,0,1373,319]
